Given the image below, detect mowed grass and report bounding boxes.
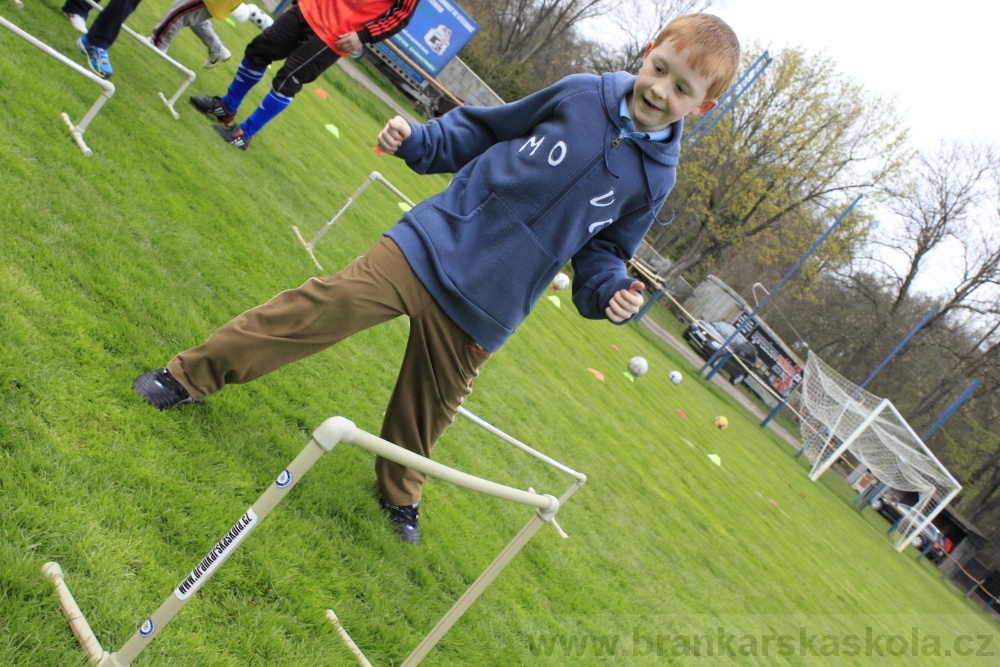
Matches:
[1,6,997,665]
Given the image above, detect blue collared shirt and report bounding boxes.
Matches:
[619,98,672,142]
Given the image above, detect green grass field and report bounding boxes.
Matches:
[1,5,998,665]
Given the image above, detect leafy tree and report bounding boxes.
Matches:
[652,47,908,284]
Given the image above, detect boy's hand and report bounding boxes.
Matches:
[605,280,645,322]
[335,31,362,53]
[377,116,412,154]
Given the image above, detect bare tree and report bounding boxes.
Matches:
[579,0,712,74]
[463,0,609,68]
[872,142,1000,316]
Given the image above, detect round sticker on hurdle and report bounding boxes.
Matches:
[276,469,293,488]
[139,618,156,637]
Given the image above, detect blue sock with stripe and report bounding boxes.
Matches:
[221,58,267,114]
[239,89,293,139]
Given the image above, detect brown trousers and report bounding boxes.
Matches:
[166,236,492,505]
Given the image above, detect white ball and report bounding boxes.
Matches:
[229,3,250,22]
[627,356,648,377]
[248,6,273,29]
[669,370,682,384]
[551,272,570,290]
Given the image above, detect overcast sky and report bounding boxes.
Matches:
[710,0,1000,150]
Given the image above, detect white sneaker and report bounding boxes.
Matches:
[204,44,231,69]
[64,12,88,34]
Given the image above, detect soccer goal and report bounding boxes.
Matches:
[796,352,961,552]
[44,410,585,666]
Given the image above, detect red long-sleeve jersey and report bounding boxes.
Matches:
[299,0,418,55]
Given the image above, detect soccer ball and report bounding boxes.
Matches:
[551,273,570,290]
[713,416,729,430]
[247,5,273,29]
[627,356,648,377]
[669,370,682,384]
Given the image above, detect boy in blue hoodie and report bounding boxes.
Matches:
[134,14,740,544]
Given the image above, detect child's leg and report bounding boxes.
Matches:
[150,0,210,51]
[236,13,338,138]
[218,6,304,114]
[376,298,492,507]
[165,237,413,401]
[62,0,97,20]
[190,20,224,55]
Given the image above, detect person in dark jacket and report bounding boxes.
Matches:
[134,13,740,543]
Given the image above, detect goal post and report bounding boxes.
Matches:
[796,351,962,554]
[808,398,890,481]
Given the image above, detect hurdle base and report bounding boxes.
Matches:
[157,92,181,120]
[60,112,93,158]
[292,225,325,272]
[42,562,128,666]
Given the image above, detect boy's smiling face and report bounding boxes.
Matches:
[628,38,719,133]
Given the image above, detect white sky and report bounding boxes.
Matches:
[710,0,1000,150]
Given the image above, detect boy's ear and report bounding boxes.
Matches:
[643,41,655,59]
[695,99,719,115]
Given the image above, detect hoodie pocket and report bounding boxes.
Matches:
[431,194,557,327]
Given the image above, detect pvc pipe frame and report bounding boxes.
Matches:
[292,171,417,272]
[82,0,196,119]
[0,15,115,157]
[43,416,566,666]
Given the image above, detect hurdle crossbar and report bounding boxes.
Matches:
[293,171,417,272]
[44,417,562,666]
[82,0,196,119]
[0,15,115,157]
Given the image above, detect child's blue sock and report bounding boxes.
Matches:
[221,58,267,114]
[240,89,292,139]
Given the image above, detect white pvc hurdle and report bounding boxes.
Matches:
[293,171,417,272]
[82,0,196,119]
[0,15,115,157]
[44,414,581,666]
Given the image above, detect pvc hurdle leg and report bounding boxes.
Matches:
[0,16,115,157]
[402,512,554,666]
[82,0,196,119]
[292,172,418,272]
[293,175,377,271]
[46,417,355,667]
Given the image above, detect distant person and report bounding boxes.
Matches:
[133,14,740,544]
[148,0,247,69]
[188,0,418,150]
[73,0,143,79]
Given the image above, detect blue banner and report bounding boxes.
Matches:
[373,0,479,84]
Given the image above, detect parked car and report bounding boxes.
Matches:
[870,495,948,562]
[682,320,758,385]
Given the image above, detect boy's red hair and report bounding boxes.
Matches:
[654,14,740,100]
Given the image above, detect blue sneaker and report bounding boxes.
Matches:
[77,35,112,80]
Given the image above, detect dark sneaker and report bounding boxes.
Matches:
[213,124,250,150]
[189,95,235,125]
[133,368,194,410]
[380,500,420,544]
[77,35,112,80]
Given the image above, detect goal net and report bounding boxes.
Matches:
[795,352,961,552]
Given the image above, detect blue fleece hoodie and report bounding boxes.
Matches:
[385,71,682,352]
